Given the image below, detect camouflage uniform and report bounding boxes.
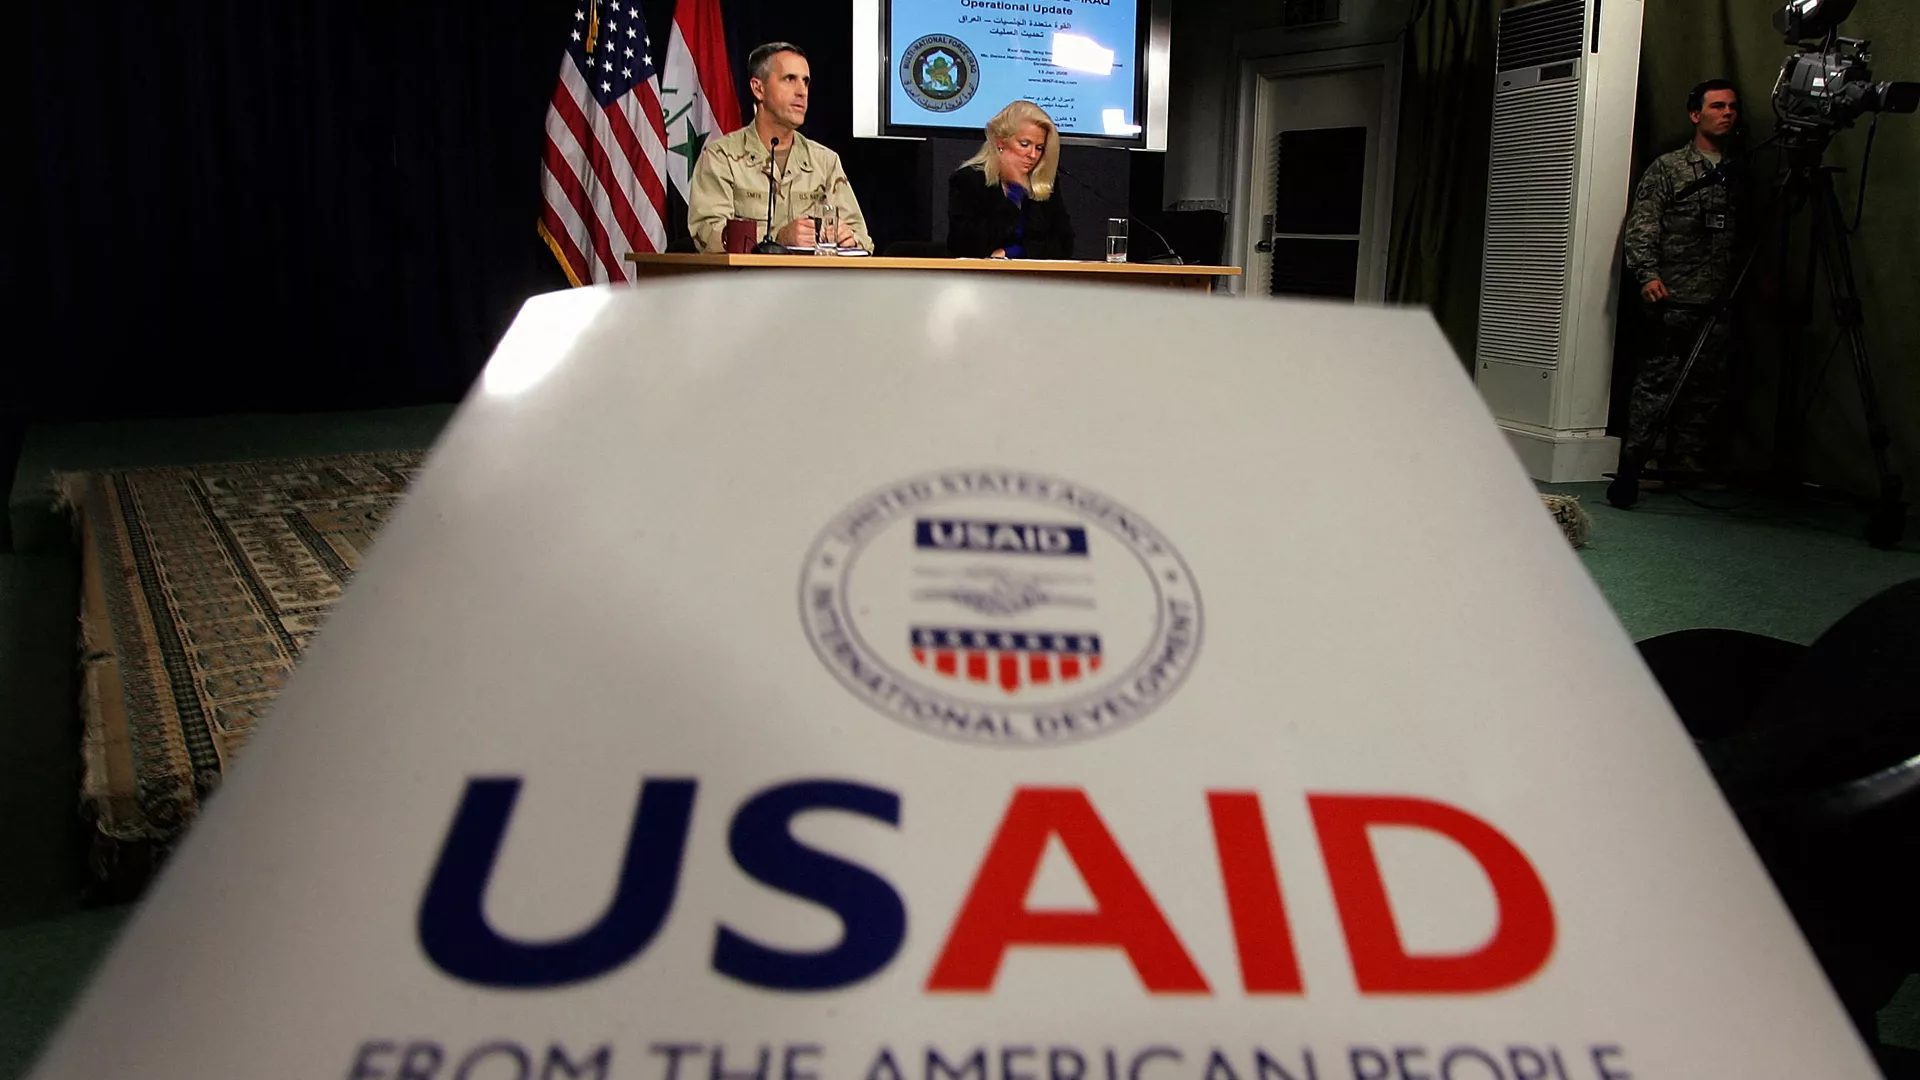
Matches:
[1622,143,1739,460]
[686,125,873,254]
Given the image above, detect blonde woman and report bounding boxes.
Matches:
[946,101,1075,259]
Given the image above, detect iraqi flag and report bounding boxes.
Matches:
[659,0,744,201]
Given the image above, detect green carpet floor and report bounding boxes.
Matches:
[0,909,131,1080]
[1542,480,1919,643]
[1,411,1915,1077]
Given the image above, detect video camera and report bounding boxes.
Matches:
[1771,0,1917,150]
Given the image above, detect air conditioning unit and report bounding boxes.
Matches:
[1473,0,1644,482]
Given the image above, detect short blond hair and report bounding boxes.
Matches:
[962,100,1061,199]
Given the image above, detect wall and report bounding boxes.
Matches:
[1165,0,1416,210]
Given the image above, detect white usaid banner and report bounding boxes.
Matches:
[32,278,1874,1079]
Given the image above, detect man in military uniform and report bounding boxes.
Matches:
[687,43,873,253]
[1622,79,1742,477]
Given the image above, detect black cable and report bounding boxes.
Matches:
[1054,166,1183,264]
[1683,331,1851,521]
[1846,112,1879,235]
[1673,488,1761,512]
[1793,327,1848,432]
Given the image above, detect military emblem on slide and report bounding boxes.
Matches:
[800,469,1203,746]
[899,34,980,114]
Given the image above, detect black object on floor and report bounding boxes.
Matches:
[1638,579,1920,1045]
[1636,627,1807,740]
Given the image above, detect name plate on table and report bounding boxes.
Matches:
[29,278,1876,1078]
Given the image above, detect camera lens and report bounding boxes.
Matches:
[1870,81,1920,114]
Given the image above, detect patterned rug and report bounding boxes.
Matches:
[57,452,423,875]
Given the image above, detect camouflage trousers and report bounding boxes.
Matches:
[1627,303,1730,461]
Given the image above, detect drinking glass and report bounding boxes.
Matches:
[814,199,840,255]
[1106,218,1129,263]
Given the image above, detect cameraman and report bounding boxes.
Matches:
[1623,79,1742,479]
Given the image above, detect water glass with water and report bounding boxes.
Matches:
[814,199,840,255]
[1106,218,1129,263]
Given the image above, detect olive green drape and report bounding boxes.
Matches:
[1387,0,1918,502]
[1634,0,1920,499]
[1385,0,1509,362]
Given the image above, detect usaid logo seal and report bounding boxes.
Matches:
[898,34,980,114]
[801,468,1202,746]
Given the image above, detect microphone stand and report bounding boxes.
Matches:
[1056,166,1184,264]
[751,136,789,254]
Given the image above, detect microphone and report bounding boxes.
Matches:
[752,136,788,254]
[1673,159,1733,202]
[1055,166,1184,265]
[1671,130,1772,202]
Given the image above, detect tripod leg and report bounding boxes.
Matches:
[1608,310,1697,510]
[1645,311,1720,457]
[1814,175,1907,547]
[1607,454,1642,508]
[1611,307,1719,509]
[1609,239,1764,510]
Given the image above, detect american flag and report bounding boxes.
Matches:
[911,627,1105,696]
[538,0,669,286]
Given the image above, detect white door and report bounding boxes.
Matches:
[1243,62,1393,301]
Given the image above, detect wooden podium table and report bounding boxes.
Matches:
[624,252,1240,292]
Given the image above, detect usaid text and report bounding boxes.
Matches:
[419,781,1555,994]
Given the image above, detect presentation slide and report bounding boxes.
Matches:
[887,0,1140,138]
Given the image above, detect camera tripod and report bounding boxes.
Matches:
[1606,145,1907,549]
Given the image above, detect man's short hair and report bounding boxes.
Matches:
[1688,79,1737,112]
[749,42,806,82]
